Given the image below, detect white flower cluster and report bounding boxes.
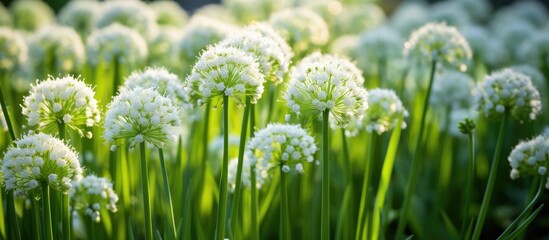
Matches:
[58,0,102,37]
[95,0,158,39]
[104,87,181,151]
[510,65,547,96]
[404,22,472,70]
[508,134,549,188]
[150,1,188,27]
[474,69,542,122]
[0,27,27,71]
[430,70,475,109]
[284,53,368,127]
[1,133,83,197]
[22,76,101,139]
[269,8,329,54]
[362,89,408,135]
[10,0,54,32]
[185,45,265,107]
[245,123,317,175]
[219,24,292,84]
[122,67,190,109]
[86,24,148,67]
[227,158,266,192]
[70,175,119,222]
[29,25,86,74]
[355,26,403,74]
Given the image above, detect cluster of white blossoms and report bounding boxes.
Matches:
[269,8,329,54]
[404,22,472,70]
[474,69,542,122]
[0,27,27,71]
[245,124,317,174]
[508,134,549,188]
[58,0,102,37]
[22,76,101,139]
[122,67,190,109]
[361,89,408,135]
[284,53,368,127]
[10,0,54,32]
[1,133,83,197]
[355,26,403,73]
[185,45,265,107]
[227,158,266,192]
[150,1,188,27]
[70,175,119,222]
[430,70,475,109]
[95,0,157,40]
[86,24,148,67]
[104,87,181,151]
[29,25,86,74]
[218,24,292,84]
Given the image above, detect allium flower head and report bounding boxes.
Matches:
[228,158,266,192]
[58,0,102,37]
[218,24,292,84]
[86,23,148,67]
[70,175,119,222]
[269,8,329,54]
[355,26,403,74]
[95,0,158,39]
[508,134,549,188]
[362,89,408,135]
[404,22,472,70]
[245,123,317,174]
[1,133,83,197]
[29,25,86,74]
[284,53,368,127]
[22,76,100,138]
[104,87,181,151]
[430,70,475,109]
[9,0,54,31]
[150,1,188,27]
[0,27,27,71]
[185,45,265,107]
[474,69,542,122]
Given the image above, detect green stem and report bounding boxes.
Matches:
[356,133,377,240]
[395,60,437,240]
[112,58,121,98]
[337,128,354,240]
[215,95,230,240]
[371,116,403,240]
[63,193,70,240]
[140,142,153,240]
[42,182,54,240]
[280,169,291,240]
[229,98,251,236]
[33,198,41,240]
[460,126,476,239]
[378,57,386,88]
[159,148,177,240]
[0,83,16,141]
[471,114,507,240]
[57,122,66,140]
[249,105,259,240]
[397,63,410,99]
[321,110,330,240]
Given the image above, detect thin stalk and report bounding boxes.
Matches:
[371,116,403,240]
[506,204,544,240]
[0,82,16,141]
[378,57,386,88]
[471,113,508,240]
[229,98,251,236]
[159,148,177,240]
[321,110,330,240]
[112,58,121,98]
[33,199,41,240]
[356,133,377,240]
[42,182,54,240]
[57,122,70,240]
[460,125,476,239]
[249,105,259,240]
[336,128,354,240]
[280,169,291,240]
[395,60,437,240]
[215,95,230,240]
[140,142,153,240]
[397,63,410,99]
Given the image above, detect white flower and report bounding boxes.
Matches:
[508,134,549,188]
[0,133,83,197]
[269,8,329,54]
[95,0,158,40]
[0,27,27,71]
[355,26,403,75]
[58,0,102,37]
[22,75,101,138]
[361,89,408,135]
[10,0,54,31]
[86,23,148,67]
[227,157,265,192]
[149,1,188,27]
[70,175,119,222]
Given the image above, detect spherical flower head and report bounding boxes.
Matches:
[185,45,265,107]
[70,175,119,222]
[95,0,158,40]
[86,23,148,67]
[404,22,472,70]
[508,134,549,188]
[22,76,101,138]
[0,27,27,71]
[284,53,368,127]
[510,65,547,97]
[218,26,292,84]
[58,0,102,37]
[104,87,181,151]
[361,89,408,135]
[1,133,83,197]
[474,69,542,122]
[227,157,265,192]
[245,124,317,175]
[430,70,475,109]
[122,67,191,109]
[29,25,86,74]
[355,26,403,74]
[9,0,54,32]
[175,15,238,65]
[269,8,329,54]
[149,1,188,27]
